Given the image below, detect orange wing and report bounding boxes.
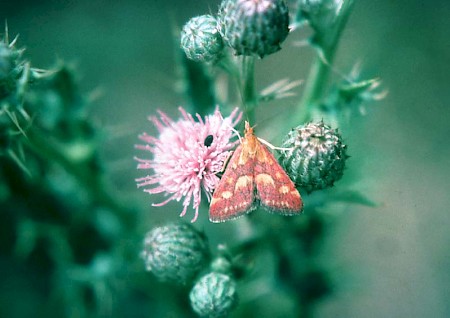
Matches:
[254,142,303,215]
[209,145,257,223]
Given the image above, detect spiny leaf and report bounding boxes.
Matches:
[259,78,302,102]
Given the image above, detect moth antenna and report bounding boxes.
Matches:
[257,137,292,151]
[231,125,242,143]
[218,110,243,143]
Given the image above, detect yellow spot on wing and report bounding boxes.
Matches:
[226,177,235,185]
[235,175,253,190]
[222,191,233,199]
[279,185,290,194]
[255,173,275,186]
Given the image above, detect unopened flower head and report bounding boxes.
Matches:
[190,272,238,317]
[296,0,346,48]
[181,15,224,63]
[218,0,290,57]
[135,107,242,222]
[279,121,347,192]
[141,222,210,283]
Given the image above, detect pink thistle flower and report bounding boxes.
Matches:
[135,107,242,222]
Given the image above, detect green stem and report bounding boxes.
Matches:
[218,54,258,124]
[217,53,244,111]
[241,56,257,124]
[296,55,331,123]
[295,0,355,123]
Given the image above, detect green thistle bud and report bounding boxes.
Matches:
[294,0,354,51]
[141,222,209,283]
[298,0,341,34]
[190,272,238,317]
[218,0,290,58]
[180,15,224,63]
[280,121,347,192]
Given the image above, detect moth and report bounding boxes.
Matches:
[209,121,303,222]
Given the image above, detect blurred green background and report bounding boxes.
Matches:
[1,0,449,317]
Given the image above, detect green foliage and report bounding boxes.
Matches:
[0,29,139,317]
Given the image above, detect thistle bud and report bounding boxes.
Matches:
[190,272,238,317]
[294,0,353,51]
[218,0,290,58]
[180,15,224,63]
[280,122,347,192]
[141,222,209,283]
